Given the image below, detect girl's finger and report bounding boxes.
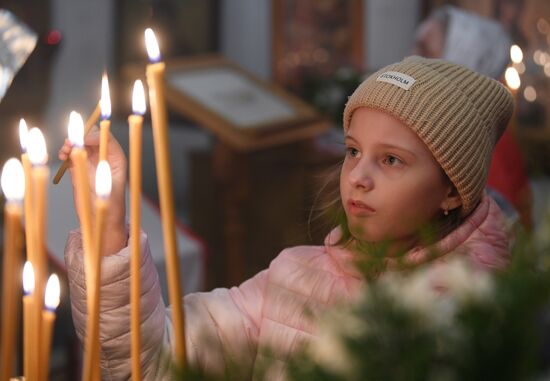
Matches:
[59,144,72,160]
[57,139,72,160]
[61,141,72,153]
[84,125,101,146]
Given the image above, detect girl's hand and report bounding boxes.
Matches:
[58,126,128,255]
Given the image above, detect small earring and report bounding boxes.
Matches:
[443,207,449,216]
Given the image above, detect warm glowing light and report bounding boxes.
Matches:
[132,79,146,115]
[538,18,549,34]
[505,67,521,90]
[27,128,48,165]
[514,61,526,74]
[534,51,550,66]
[1,158,25,202]
[510,45,523,63]
[44,274,60,311]
[100,73,111,119]
[524,86,537,102]
[145,28,161,62]
[23,261,35,295]
[19,119,28,152]
[534,50,542,65]
[95,160,112,198]
[68,111,85,147]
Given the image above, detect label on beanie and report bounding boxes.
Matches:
[376,71,416,90]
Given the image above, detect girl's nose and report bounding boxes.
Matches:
[348,161,374,191]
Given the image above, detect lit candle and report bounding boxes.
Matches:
[19,119,28,153]
[99,74,111,162]
[505,66,521,96]
[505,66,521,134]
[40,274,60,381]
[144,27,186,366]
[19,119,36,269]
[27,127,50,381]
[22,261,34,381]
[67,111,95,296]
[0,159,25,381]
[19,119,38,372]
[83,161,111,381]
[129,79,146,381]
[53,103,101,185]
[510,44,523,64]
[68,112,97,381]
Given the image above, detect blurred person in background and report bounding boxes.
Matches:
[413,5,533,230]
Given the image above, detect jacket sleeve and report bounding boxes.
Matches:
[65,229,170,380]
[65,229,268,380]
[183,270,268,378]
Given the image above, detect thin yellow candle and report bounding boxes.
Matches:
[22,261,35,381]
[20,123,38,381]
[130,79,146,381]
[99,73,111,162]
[53,103,101,185]
[19,119,36,267]
[68,113,98,381]
[83,161,111,381]
[40,274,60,381]
[0,159,25,381]
[27,127,50,381]
[68,111,95,294]
[144,27,186,366]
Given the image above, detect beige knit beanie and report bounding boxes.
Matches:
[343,56,514,216]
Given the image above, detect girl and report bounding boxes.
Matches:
[61,56,513,380]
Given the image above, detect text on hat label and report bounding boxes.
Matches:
[376,71,416,90]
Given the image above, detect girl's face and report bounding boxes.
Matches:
[340,108,460,248]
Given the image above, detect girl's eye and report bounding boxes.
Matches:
[383,155,403,166]
[346,147,360,158]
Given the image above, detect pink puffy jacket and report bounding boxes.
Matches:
[65,195,510,380]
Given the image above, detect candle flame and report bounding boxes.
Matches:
[44,274,60,311]
[101,73,112,119]
[524,86,537,102]
[534,50,543,65]
[514,61,526,74]
[23,261,35,295]
[541,51,548,66]
[1,158,25,202]
[95,160,112,198]
[19,118,28,152]
[538,18,550,34]
[145,28,161,62]
[132,79,146,115]
[68,111,85,147]
[27,128,48,165]
[510,45,523,63]
[505,67,521,90]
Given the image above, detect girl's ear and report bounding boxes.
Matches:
[440,184,462,211]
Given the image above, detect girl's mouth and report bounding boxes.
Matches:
[347,199,376,215]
